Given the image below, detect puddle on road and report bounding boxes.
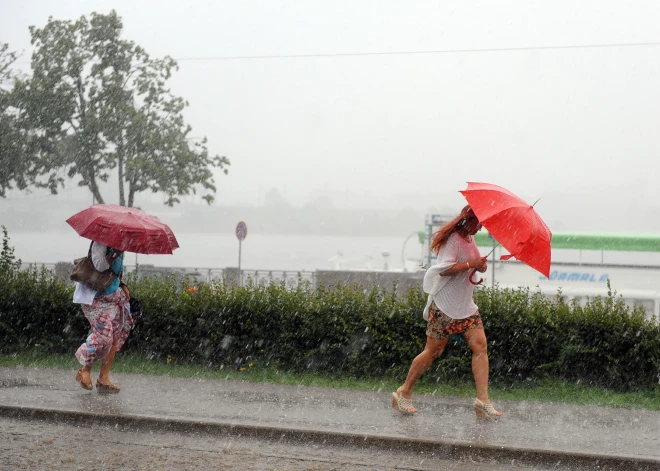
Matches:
[0,378,31,388]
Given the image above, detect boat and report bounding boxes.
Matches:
[471,232,660,320]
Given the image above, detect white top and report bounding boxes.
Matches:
[422,232,481,320]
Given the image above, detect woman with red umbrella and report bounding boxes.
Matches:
[73,241,133,392]
[68,204,179,393]
[391,205,502,420]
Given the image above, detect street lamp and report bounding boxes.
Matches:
[401,230,426,272]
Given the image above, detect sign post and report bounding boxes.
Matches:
[235,221,248,286]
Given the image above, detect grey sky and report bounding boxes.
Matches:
[2,0,660,231]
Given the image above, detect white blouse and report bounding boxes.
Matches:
[426,232,481,320]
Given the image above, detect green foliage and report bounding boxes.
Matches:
[1,263,659,392]
[0,267,85,353]
[476,283,660,392]
[0,43,32,198]
[0,226,21,271]
[7,11,229,207]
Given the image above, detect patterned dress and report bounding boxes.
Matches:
[75,251,134,366]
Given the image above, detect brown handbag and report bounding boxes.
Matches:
[70,242,120,291]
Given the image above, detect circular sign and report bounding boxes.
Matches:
[235,221,248,241]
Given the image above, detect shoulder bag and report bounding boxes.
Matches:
[70,242,120,291]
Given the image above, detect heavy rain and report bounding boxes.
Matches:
[1,1,660,470]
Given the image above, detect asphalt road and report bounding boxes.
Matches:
[1,417,575,471]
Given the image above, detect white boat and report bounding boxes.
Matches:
[472,232,660,321]
[327,227,660,320]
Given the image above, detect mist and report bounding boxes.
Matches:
[3,0,660,237]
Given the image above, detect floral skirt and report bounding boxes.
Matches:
[426,301,483,340]
[75,289,133,367]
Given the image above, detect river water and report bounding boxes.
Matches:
[12,231,421,271]
[11,231,660,273]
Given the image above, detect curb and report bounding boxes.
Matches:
[1,405,659,471]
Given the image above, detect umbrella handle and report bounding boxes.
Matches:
[469,267,484,285]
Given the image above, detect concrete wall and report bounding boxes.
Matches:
[219,267,424,296]
[223,267,241,287]
[316,270,424,296]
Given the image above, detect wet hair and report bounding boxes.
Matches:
[429,205,477,255]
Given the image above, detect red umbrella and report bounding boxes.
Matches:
[460,182,552,278]
[66,204,180,254]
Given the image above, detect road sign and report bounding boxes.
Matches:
[236,221,248,241]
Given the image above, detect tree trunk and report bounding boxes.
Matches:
[89,176,104,204]
[127,179,135,208]
[76,75,104,205]
[117,141,125,206]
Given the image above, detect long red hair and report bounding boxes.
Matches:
[429,205,476,255]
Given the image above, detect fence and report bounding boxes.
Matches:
[240,269,316,289]
[18,262,317,290]
[17,262,423,294]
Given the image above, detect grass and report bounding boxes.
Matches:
[1,350,659,410]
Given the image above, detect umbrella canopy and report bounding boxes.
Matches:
[66,204,179,255]
[460,182,552,278]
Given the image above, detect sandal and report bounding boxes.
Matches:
[75,369,93,390]
[474,398,502,420]
[96,379,121,393]
[391,388,417,414]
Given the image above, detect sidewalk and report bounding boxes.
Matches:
[0,366,659,470]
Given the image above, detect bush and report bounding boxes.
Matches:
[0,228,658,392]
[477,284,660,391]
[0,266,86,353]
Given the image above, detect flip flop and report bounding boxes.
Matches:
[75,369,93,390]
[96,380,121,393]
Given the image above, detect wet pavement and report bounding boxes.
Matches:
[0,366,659,470]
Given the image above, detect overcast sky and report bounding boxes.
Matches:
[2,0,660,232]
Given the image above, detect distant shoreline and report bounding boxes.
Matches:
[1,203,427,238]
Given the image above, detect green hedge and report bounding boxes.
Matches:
[1,266,659,392]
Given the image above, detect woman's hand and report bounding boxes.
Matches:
[120,282,130,300]
[470,256,488,273]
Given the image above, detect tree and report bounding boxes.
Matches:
[0,43,32,198]
[264,187,290,208]
[11,11,229,207]
[0,225,21,272]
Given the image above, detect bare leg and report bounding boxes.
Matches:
[98,338,119,387]
[78,365,92,389]
[462,326,490,403]
[399,336,448,404]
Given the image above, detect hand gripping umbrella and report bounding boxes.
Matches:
[460,182,552,283]
[66,204,179,254]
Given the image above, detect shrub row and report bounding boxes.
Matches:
[0,266,658,392]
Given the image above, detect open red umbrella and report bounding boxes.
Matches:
[66,204,179,254]
[460,182,552,278]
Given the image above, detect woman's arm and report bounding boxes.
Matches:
[440,257,487,276]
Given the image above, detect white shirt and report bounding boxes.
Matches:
[423,232,481,320]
